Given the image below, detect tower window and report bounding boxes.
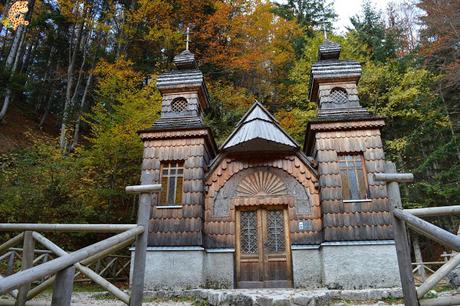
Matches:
[338,154,369,200]
[171,97,188,112]
[160,161,184,205]
[330,88,348,104]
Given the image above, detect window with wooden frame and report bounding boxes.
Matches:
[159,161,184,205]
[338,154,369,200]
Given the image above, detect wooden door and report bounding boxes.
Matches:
[236,207,292,288]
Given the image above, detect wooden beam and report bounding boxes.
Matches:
[32,232,130,305]
[27,275,55,300]
[417,252,460,298]
[0,274,18,298]
[16,231,35,306]
[0,224,136,233]
[406,206,460,218]
[420,296,460,306]
[385,162,420,306]
[51,265,75,306]
[81,238,134,266]
[125,184,161,194]
[0,233,24,254]
[412,233,427,281]
[0,226,143,294]
[129,191,152,306]
[393,209,460,251]
[374,172,414,183]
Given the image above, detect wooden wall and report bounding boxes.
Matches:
[204,155,321,248]
[140,129,214,246]
[311,120,393,241]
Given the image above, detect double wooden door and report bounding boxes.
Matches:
[236,207,292,288]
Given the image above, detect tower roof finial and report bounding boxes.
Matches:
[185,26,191,51]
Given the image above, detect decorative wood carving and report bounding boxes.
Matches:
[237,171,287,197]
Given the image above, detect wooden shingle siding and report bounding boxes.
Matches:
[140,129,215,247]
[311,122,392,241]
[204,155,321,248]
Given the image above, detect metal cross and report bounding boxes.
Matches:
[185,27,191,51]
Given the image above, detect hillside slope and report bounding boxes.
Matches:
[0,105,58,154]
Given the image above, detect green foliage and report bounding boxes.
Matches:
[349,1,402,62]
[0,59,161,238]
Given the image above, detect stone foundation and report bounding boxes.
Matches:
[204,249,234,288]
[131,247,205,290]
[132,240,400,290]
[291,245,322,288]
[321,240,401,289]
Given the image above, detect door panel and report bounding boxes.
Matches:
[236,207,292,288]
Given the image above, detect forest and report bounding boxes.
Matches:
[0,0,458,236]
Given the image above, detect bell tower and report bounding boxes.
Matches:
[303,40,400,289]
[305,40,391,241]
[136,49,217,289]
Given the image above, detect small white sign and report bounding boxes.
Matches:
[299,221,304,230]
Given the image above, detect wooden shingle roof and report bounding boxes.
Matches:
[221,102,299,152]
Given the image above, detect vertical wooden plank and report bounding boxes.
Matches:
[235,210,241,288]
[129,192,152,306]
[284,209,293,287]
[258,209,265,285]
[413,233,426,281]
[385,162,420,306]
[16,231,35,306]
[51,265,75,306]
[260,209,267,284]
[7,251,15,276]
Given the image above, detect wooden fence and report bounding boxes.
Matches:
[0,184,160,306]
[376,162,460,306]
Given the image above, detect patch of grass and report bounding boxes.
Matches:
[382,296,404,304]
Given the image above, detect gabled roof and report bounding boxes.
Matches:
[221,102,299,152]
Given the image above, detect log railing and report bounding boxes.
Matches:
[376,162,460,306]
[0,184,160,306]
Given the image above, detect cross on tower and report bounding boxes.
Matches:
[185,27,191,51]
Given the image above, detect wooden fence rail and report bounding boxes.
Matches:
[0,184,161,306]
[376,163,460,306]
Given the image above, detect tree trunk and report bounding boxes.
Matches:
[0,0,35,122]
[39,91,54,130]
[0,25,25,121]
[59,20,85,151]
[71,73,93,150]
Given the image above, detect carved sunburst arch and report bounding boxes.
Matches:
[237,171,287,197]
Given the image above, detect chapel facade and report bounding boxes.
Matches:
[132,41,401,290]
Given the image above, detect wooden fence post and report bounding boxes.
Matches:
[385,162,420,306]
[413,233,426,281]
[129,192,151,306]
[7,251,15,276]
[16,231,35,306]
[51,265,75,306]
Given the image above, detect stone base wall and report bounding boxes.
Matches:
[131,247,205,290]
[292,245,322,288]
[204,249,234,288]
[132,247,234,290]
[132,241,400,290]
[321,241,401,289]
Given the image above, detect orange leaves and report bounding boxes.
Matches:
[199,0,302,75]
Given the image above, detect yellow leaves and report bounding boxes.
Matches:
[386,138,408,153]
[276,108,316,144]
